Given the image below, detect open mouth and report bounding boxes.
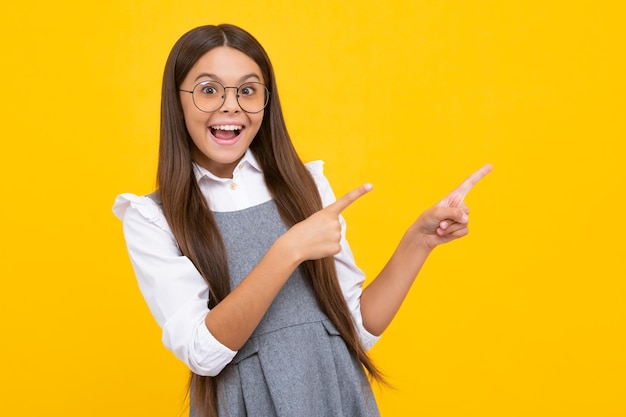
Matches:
[210,124,243,142]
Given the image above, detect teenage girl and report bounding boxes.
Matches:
[113,24,491,417]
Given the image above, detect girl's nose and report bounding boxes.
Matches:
[220,87,240,112]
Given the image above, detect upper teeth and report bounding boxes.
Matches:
[213,125,241,131]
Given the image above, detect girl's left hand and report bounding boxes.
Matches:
[410,164,493,251]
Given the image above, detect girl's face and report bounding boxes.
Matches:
[180,47,265,178]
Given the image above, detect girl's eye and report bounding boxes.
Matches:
[200,85,219,95]
[240,85,256,96]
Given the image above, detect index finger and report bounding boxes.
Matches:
[445,164,493,203]
[326,183,373,214]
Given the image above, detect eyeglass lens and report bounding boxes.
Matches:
[192,81,269,113]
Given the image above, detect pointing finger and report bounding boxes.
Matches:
[440,164,492,206]
[326,183,373,214]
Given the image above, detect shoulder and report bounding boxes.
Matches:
[305,160,327,185]
[112,191,170,232]
[305,160,336,206]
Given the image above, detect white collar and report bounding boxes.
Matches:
[192,149,262,183]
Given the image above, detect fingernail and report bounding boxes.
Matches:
[364,183,373,191]
[462,214,468,222]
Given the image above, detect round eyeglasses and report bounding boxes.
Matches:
[179,80,270,114]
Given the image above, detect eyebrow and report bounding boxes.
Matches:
[193,72,262,84]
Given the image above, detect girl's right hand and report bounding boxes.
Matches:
[285,184,373,262]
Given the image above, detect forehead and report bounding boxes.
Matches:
[185,46,264,84]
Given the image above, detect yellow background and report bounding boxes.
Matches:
[1,1,624,416]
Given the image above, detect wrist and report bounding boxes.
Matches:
[273,232,304,267]
[404,224,435,256]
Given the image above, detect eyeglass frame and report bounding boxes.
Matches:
[179,80,270,114]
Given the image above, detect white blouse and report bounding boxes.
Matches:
[112,150,379,377]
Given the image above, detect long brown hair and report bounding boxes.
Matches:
[158,24,384,417]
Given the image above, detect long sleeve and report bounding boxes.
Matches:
[306,162,381,350]
[113,194,237,376]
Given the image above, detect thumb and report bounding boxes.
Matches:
[431,206,469,230]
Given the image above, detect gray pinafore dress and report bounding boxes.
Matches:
[196,199,380,417]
